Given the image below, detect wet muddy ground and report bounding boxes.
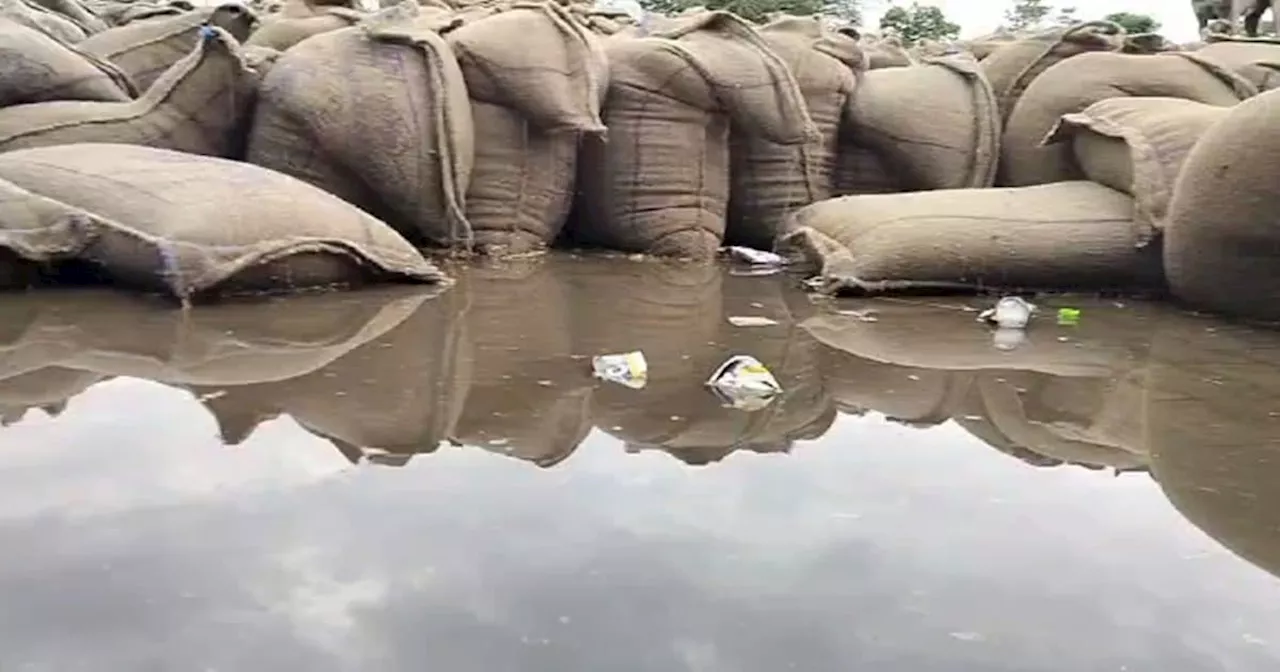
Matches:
[0,254,1278,671]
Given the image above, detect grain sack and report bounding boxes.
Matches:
[1001,51,1256,186]
[0,143,444,300]
[244,5,362,50]
[862,35,911,68]
[727,16,861,251]
[3,0,87,42]
[0,26,259,159]
[569,11,815,259]
[844,53,1000,191]
[1195,38,1280,91]
[79,3,256,90]
[30,0,106,33]
[452,261,593,467]
[980,21,1124,125]
[93,1,189,26]
[778,182,1165,295]
[246,2,474,249]
[1042,97,1229,246]
[832,142,901,195]
[190,288,470,458]
[444,1,606,254]
[1165,88,1280,321]
[1121,33,1176,53]
[0,16,133,105]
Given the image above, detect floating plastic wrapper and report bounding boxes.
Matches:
[592,351,648,389]
[1057,307,1081,325]
[705,355,782,411]
[979,296,1036,329]
[724,246,786,266]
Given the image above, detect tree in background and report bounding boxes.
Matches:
[1001,0,1053,31]
[878,2,960,43]
[637,0,862,23]
[1103,10,1161,33]
[1053,5,1077,26]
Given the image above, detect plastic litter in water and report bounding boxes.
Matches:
[591,351,648,390]
[979,296,1036,329]
[1057,307,1081,325]
[992,327,1027,351]
[723,246,786,266]
[727,316,779,327]
[705,355,782,411]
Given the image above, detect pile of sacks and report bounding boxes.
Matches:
[0,0,1279,321]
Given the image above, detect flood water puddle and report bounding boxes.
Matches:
[0,254,1278,671]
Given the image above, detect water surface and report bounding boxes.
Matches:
[0,255,1278,671]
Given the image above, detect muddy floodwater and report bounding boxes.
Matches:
[2,255,1280,671]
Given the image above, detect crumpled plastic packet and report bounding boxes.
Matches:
[723,246,787,266]
[979,296,1036,329]
[705,355,782,411]
[592,351,648,389]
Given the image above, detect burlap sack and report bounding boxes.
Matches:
[1000,51,1257,186]
[92,1,189,26]
[979,21,1124,125]
[832,142,901,195]
[862,35,911,68]
[570,257,833,464]
[569,11,815,259]
[0,143,444,300]
[0,15,133,106]
[246,1,474,249]
[451,260,593,467]
[444,1,606,255]
[189,287,470,460]
[1195,38,1280,91]
[727,16,861,251]
[0,26,259,160]
[29,0,106,31]
[79,3,256,90]
[244,5,362,50]
[1165,87,1280,321]
[843,53,1000,191]
[1146,312,1280,579]
[1042,97,1229,246]
[4,0,87,41]
[777,182,1165,295]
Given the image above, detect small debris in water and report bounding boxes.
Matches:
[949,631,985,642]
[728,316,779,327]
[706,355,782,411]
[537,380,554,387]
[907,375,920,381]
[723,246,786,266]
[836,309,879,322]
[1057,307,1082,325]
[670,415,683,422]
[487,438,509,446]
[197,390,226,402]
[592,351,648,389]
[979,296,1036,329]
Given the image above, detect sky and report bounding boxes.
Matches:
[861,0,1204,42]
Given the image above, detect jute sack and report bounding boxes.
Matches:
[1165,88,1280,321]
[452,261,593,467]
[0,15,133,106]
[245,1,474,249]
[569,11,815,259]
[79,3,257,90]
[832,142,901,195]
[92,1,190,26]
[1195,38,1280,91]
[444,1,607,255]
[862,35,911,68]
[29,0,106,32]
[244,5,362,50]
[843,53,1000,191]
[777,182,1165,295]
[0,27,259,159]
[727,16,861,251]
[980,21,1124,125]
[4,0,87,42]
[1042,97,1229,246]
[0,143,445,300]
[1001,51,1256,186]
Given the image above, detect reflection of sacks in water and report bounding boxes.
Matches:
[816,345,971,426]
[779,182,1165,295]
[0,27,260,160]
[1000,51,1255,187]
[0,287,430,386]
[952,369,1150,470]
[1146,311,1280,579]
[0,367,107,425]
[572,258,834,465]
[450,260,593,468]
[191,287,470,463]
[79,3,257,90]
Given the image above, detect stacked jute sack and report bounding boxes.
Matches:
[2,0,1280,320]
[780,21,1280,323]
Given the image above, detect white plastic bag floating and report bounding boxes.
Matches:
[979,296,1036,329]
[705,355,782,411]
